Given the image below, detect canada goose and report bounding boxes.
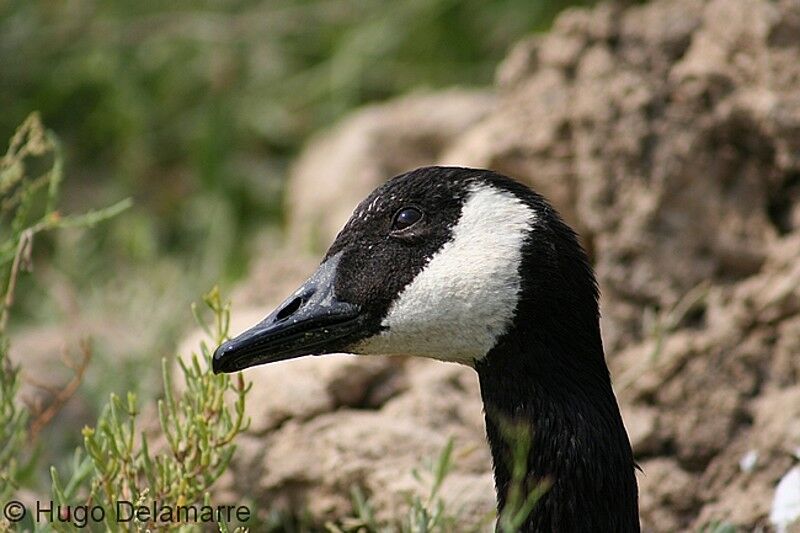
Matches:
[213,166,639,532]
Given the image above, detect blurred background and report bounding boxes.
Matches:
[0,0,595,505]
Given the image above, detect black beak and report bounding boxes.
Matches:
[212,253,363,374]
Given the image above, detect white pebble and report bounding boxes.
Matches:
[770,465,800,533]
[739,450,758,473]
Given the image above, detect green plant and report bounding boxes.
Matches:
[0,113,129,502]
[495,424,550,533]
[616,281,710,393]
[0,0,600,286]
[401,438,458,533]
[0,335,26,502]
[328,431,546,533]
[699,521,738,533]
[50,287,251,531]
[1,115,250,531]
[328,438,459,533]
[0,113,131,283]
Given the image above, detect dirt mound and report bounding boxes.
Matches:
[219,0,800,530]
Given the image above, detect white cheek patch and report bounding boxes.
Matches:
[354,183,536,364]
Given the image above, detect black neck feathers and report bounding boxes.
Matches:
[476,336,639,532]
[475,200,639,532]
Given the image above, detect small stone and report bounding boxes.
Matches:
[770,466,800,533]
[739,450,759,473]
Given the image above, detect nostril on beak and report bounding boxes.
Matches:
[275,296,303,322]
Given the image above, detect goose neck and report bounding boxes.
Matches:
[475,336,639,532]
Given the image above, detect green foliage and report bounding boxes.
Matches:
[50,287,251,531]
[0,113,131,287]
[1,115,250,531]
[617,281,710,393]
[0,0,598,284]
[496,424,550,533]
[699,521,739,533]
[328,433,546,533]
[0,341,26,501]
[327,438,460,533]
[0,113,129,502]
[402,438,458,532]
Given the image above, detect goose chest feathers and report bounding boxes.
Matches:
[213,166,640,532]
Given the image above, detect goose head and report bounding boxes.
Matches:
[213,166,639,532]
[213,166,584,371]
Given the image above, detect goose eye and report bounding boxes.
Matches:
[392,207,422,231]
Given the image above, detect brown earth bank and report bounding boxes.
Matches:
[199,0,800,531]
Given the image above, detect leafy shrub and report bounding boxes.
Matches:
[0,115,250,531]
[50,288,251,531]
[0,113,129,502]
